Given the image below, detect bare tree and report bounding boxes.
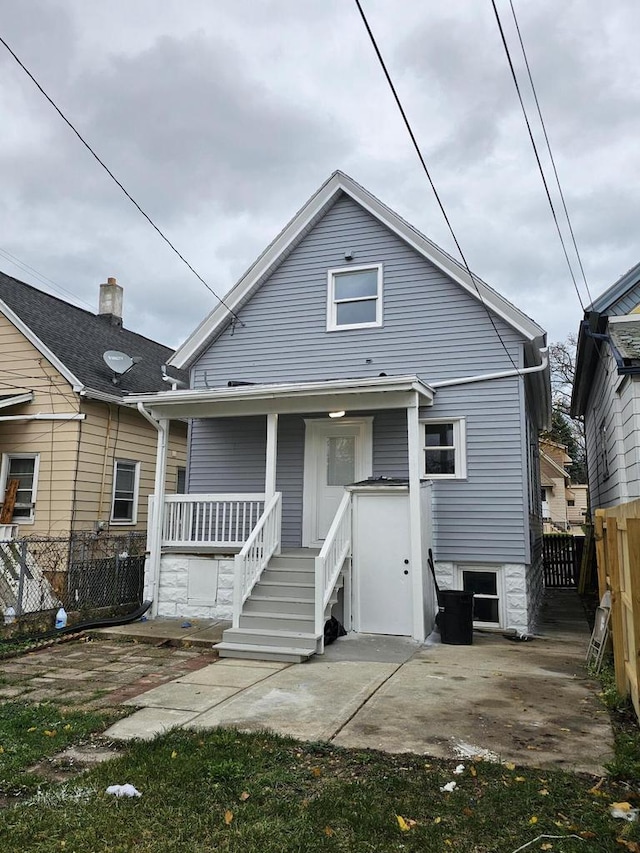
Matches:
[544,335,587,483]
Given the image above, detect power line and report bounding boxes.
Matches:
[0,247,95,311]
[0,34,244,327]
[353,0,521,372]
[506,0,593,307]
[489,0,586,313]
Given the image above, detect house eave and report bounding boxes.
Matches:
[0,297,85,393]
[128,374,435,420]
[168,171,545,370]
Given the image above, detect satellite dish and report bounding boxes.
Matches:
[103,350,135,381]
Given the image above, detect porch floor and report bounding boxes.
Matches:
[100,590,614,774]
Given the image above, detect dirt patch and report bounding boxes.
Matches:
[26,740,123,784]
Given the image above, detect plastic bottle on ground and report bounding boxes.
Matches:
[55,607,67,629]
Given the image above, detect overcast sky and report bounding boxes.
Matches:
[1,0,638,352]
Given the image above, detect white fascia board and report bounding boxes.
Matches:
[0,392,34,409]
[0,299,84,392]
[128,374,434,408]
[169,171,544,369]
[79,387,130,405]
[0,413,85,422]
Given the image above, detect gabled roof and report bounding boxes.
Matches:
[587,260,640,314]
[0,271,184,398]
[169,170,547,369]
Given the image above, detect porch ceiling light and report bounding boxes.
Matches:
[329,410,346,418]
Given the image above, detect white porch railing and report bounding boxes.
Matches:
[315,491,352,641]
[233,492,282,628]
[161,493,266,548]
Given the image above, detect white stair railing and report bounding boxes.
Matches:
[232,492,282,628]
[315,491,352,642]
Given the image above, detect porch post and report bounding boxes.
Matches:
[137,404,169,620]
[265,413,278,500]
[407,395,426,642]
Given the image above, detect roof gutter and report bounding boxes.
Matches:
[431,349,549,388]
[137,401,168,620]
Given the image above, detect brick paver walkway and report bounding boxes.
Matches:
[0,638,217,711]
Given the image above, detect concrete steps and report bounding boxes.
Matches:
[215,550,343,663]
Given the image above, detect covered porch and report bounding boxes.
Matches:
[132,375,436,660]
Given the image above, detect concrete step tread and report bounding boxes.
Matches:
[241,610,314,623]
[249,595,314,605]
[215,641,314,659]
[256,580,315,589]
[223,626,319,640]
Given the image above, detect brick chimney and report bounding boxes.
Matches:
[98,277,123,327]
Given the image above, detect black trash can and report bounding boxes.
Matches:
[439,590,474,645]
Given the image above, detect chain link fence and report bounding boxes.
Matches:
[0,532,146,638]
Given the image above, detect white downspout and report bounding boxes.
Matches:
[431,349,548,389]
[137,402,169,619]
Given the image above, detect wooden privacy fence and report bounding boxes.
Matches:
[594,499,640,721]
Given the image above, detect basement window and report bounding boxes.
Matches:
[461,568,501,626]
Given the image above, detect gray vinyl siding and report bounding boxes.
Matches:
[608,284,640,315]
[583,344,629,509]
[584,343,640,510]
[192,194,523,389]
[426,379,527,562]
[188,193,533,561]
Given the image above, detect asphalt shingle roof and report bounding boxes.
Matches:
[0,271,184,397]
[609,321,640,364]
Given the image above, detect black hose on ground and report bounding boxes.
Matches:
[0,600,152,644]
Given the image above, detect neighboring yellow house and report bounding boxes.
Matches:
[540,438,587,534]
[0,272,187,538]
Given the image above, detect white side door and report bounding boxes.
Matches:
[303,418,373,547]
[353,491,412,635]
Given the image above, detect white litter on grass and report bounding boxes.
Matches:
[451,740,500,762]
[452,764,465,775]
[106,784,142,798]
[609,803,639,821]
[439,781,457,793]
[508,834,584,853]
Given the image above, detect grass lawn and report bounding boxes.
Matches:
[1,706,639,853]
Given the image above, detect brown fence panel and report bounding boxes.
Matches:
[593,500,640,722]
[543,534,577,587]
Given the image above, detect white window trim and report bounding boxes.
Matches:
[0,453,40,525]
[420,418,466,479]
[110,459,141,526]
[326,263,383,331]
[457,564,505,629]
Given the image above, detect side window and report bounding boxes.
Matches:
[1,454,39,522]
[111,460,140,524]
[421,419,466,479]
[327,265,382,331]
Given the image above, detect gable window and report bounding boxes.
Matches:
[111,460,140,524]
[421,419,466,479]
[327,264,382,331]
[1,454,39,523]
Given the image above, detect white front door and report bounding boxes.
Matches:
[303,418,373,547]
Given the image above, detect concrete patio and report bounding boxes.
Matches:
[99,591,614,775]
